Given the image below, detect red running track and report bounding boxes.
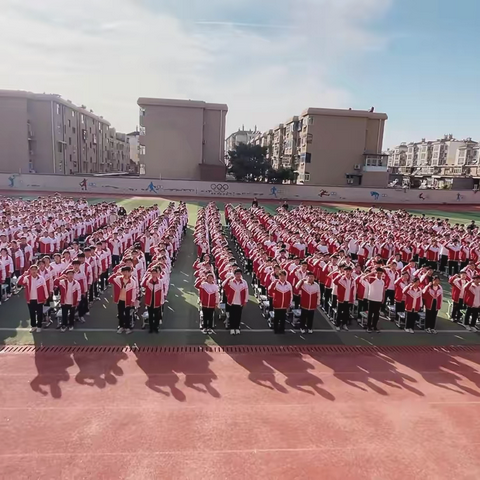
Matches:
[1,347,480,479]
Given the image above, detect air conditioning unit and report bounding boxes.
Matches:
[354,164,362,170]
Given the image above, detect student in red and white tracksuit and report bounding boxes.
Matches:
[223,269,249,335]
[17,265,49,332]
[394,272,410,316]
[402,278,423,333]
[269,270,293,334]
[449,272,468,322]
[463,276,480,331]
[54,269,81,331]
[195,272,220,334]
[142,267,165,333]
[333,266,356,331]
[422,276,443,333]
[296,272,320,333]
[109,266,139,334]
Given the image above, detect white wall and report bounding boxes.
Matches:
[1,173,479,205]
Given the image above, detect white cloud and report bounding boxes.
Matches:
[0,0,393,135]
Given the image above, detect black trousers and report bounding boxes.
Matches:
[147,306,162,332]
[202,307,214,329]
[5,277,11,295]
[331,294,338,310]
[451,299,463,322]
[61,305,76,327]
[464,307,479,327]
[395,301,405,314]
[100,272,109,291]
[367,300,382,330]
[145,253,152,266]
[406,311,418,329]
[323,288,332,308]
[357,299,368,318]
[27,300,43,328]
[293,294,300,309]
[117,301,132,329]
[89,282,99,302]
[300,309,315,330]
[229,304,243,329]
[337,301,351,326]
[274,309,287,333]
[425,309,438,329]
[439,255,448,272]
[319,283,325,301]
[78,295,88,317]
[448,260,459,276]
[112,255,120,267]
[385,290,395,306]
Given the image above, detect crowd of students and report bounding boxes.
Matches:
[194,201,480,335]
[0,195,187,334]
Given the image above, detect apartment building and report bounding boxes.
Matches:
[251,108,388,186]
[137,97,228,180]
[387,143,408,168]
[0,90,129,175]
[388,134,480,189]
[225,127,258,152]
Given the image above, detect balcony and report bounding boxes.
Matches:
[363,154,388,172]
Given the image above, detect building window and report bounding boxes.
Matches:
[304,172,311,181]
[72,127,76,134]
[68,119,71,128]
[139,107,146,116]
[307,116,314,125]
[72,111,75,118]
[81,114,84,124]
[57,142,63,153]
[305,153,311,163]
[139,126,146,135]
[139,145,146,155]
[69,154,72,162]
[56,104,60,115]
[82,129,87,141]
[69,137,71,145]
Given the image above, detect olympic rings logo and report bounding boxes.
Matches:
[210,184,229,192]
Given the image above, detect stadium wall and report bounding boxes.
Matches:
[0,173,478,205]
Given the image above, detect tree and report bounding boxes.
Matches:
[266,166,297,184]
[227,143,270,182]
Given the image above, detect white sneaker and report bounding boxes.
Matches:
[409,329,414,334]
[404,328,409,333]
[202,328,208,334]
[79,317,86,323]
[230,329,235,335]
[308,329,313,334]
[342,325,349,331]
[36,327,42,333]
[425,328,431,334]
[86,312,90,316]
[300,329,306,334]
[465,325,472,331]
[431,329,437,334]
[336,326,341,331]
[117,328,124,334]
[69,326,74,331]
[208,329,214,334]
[125,329,133,335]
[471,326,478,332]
[29,327,36,333]
[235,329,241,335]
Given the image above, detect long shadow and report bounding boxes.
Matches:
[179,351,221,398]
[380,351,480,397]
[74,350,128,388]
[29,348,74,399]
[133,350,186,401]
[310,352,425,397]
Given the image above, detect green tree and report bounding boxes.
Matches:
[227,143,270,182]
[266,166,297,184]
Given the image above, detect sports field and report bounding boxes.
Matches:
[3,196,480,480]
[1,196,480,348]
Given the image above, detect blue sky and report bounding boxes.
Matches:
[1,0,479,148]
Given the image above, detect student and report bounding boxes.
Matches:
[55,269,81,332]
[402,277,423,334]
[17,265,49,333]
[223,268,249,335]
[142,267,165,334]
[109,266,139,334]
[296,272,320,334]
[394,272,410,318]
[422,276,443,334]
[195,272,220,335]
[463,275,480,331]
[269,270,293,334]
[363,267,385,333]
[449,271,467,323]
[333,266,356,331]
